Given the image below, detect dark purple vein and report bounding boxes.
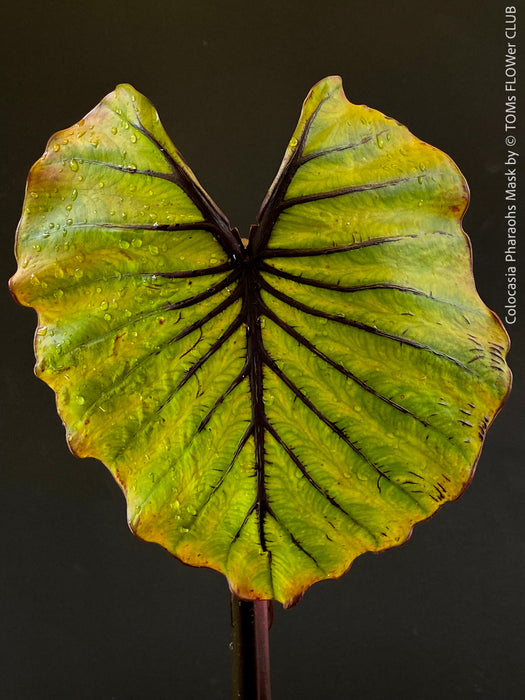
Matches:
[263,353,402,491]
[168,286,241,345]
[198,360,250,431]
[260,278,473,374]
[266,505,323,570]
[279,176,417,212]
[175,312,244,391]
[70,221,223,235]
[265,421,378,544]
[111,316,245,463]
[125,109,243,258]
[82,297,242,428]
[190,422,254,529]
[260,233,426,259]
[261,303,435,429]
[259,262,441,299]
[250,92,333,255]
[57,277,238,361]
[231,498,257,544]
[297,129,389,165]
[260,263,475,314]
[166,271,240,311]
[66,158,175,182]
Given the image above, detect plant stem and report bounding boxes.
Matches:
[230,592,272,699]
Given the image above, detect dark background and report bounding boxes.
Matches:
[1,1,523,698]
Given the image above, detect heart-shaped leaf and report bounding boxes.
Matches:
[11,77,511,606]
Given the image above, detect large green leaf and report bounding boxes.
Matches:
[11,77,511,606]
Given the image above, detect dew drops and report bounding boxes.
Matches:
[119,239,130,249]
[65,204,72,212]
[74,268,83,279]
[69,158,79,172]
[48,222,55,229]
[76,395,86,405]
[132,238,142,248]
[21,258,29,269]
[53,144,60,152]
[100,300,108,310]
[148,245,159,255]
[36,326,48,337]
[54,289,64,299]
[33,244,41,252]
[104,313,112,321]
[130,133,137,143]
[187,505,197,516]
[111,126,118,135]
[66,218,73,226]
[98,181,105,189]
[290,136,298,147]
[30,192,39,199]
[376,135,384,149]
[127,163,137,172]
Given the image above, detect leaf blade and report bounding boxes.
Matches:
[11,77,511,607]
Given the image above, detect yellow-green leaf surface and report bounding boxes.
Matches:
[11,77,511,607]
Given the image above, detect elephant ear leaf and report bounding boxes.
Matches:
[10,77,511,607]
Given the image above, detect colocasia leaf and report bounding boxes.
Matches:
[11,77,511,606]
